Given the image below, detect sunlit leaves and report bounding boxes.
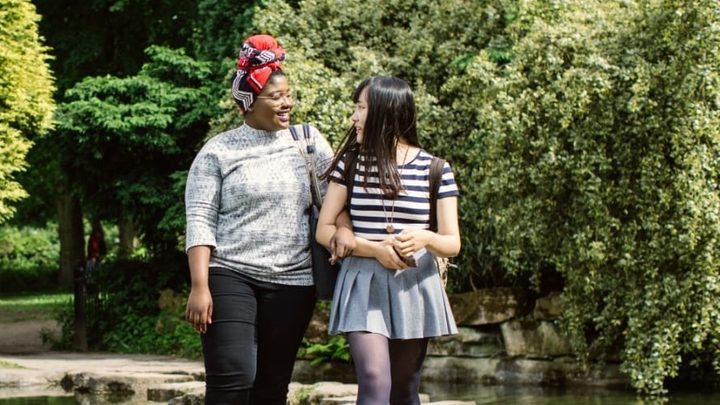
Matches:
[456,0,720,394]
[0,0,55,222]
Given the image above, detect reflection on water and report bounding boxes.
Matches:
[0,397,74,405]
[421,382,720,405]
[0,392,133,405]
[2,385,720,404]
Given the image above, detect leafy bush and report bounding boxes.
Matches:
[51,254,201,358]
[300,335,351,365]
[240,0,517,290]
[56,46,219,255]
[0,224,60,292]
[447,0,720,394]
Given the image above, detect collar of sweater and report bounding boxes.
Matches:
[241,122,285,138]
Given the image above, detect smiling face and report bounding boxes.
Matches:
[351,87,369,143]
[244,73,293,131]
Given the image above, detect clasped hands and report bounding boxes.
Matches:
[330,227,432,271]
[378,229,431,270]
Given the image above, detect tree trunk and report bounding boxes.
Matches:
[57,180,84,286]
[118,216,135,259]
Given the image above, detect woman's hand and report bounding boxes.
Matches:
[330,226,356,264]
[185,286,213,334]
[393,229,433,257]
[375,239,410,270]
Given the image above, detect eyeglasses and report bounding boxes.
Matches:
[256,92,294,104]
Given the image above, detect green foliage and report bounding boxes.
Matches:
[22,0,720,394]
[51,255,201,358]
[0,224,60,292]
[102,296,201,358]
[0,0,55,223]
[450,0,720,394]
[299,335,351,365]
[227,0,516,290]
[193,0,261,63]
[239,0,513,146]
[55,47,219,254]
[19,0,205,225]
[34,0,199,92]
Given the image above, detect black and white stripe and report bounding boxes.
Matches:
[330,150,459,241]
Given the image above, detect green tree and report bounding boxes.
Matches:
[193,0,261,63]
[26,0,204,283]
[0,0,54,223]
[448,0,720,394]
[205,1,516,291]
[55,46,219,255]
[243,0,512,143]
[33,0,199,92]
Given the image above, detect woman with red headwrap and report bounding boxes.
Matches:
[184,34,353,404]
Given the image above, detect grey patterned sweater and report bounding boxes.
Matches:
[185,123,334,285]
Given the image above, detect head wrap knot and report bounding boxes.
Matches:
[231,34,286,112]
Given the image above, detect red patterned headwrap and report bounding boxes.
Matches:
[230,34,286,112]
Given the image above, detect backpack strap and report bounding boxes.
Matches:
[289,124,323,208]
[289,123,314,152]
[428,156,446,232]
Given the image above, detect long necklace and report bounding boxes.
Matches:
[382,145,411,233]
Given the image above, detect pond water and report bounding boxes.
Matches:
[421,382,720,404]
[1,385,719,404]
[0,397,74,405]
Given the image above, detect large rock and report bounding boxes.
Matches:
[292,360,356,384]
[147,381,204,402]
[422,356,501,384]
[533,292,563,320]
[288,382,456,405]
[423,356,624,388]
[449,288,527,326]
[428,327,504,358]
[64,371,196,403]
[495,358,625,387]
[500,320,572,358]
[288,381,357,405]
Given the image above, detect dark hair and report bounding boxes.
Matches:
[324,76,420,198]
[238,70,286,114]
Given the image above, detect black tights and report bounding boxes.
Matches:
[201,267,316,404]
[347,332,429,405]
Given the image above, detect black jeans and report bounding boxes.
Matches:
[201,267,316,404]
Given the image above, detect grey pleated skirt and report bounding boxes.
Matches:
[328,251,458,339]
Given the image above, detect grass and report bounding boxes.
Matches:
[0,292,71,323]
[0,360,24,369]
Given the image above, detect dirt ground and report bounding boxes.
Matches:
[0,306,60,354]
[0,319,59,354]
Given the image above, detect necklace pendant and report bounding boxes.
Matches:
[385,224,395,233]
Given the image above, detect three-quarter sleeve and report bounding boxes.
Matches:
[185,147,221,252]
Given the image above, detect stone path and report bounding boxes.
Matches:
[0,353,475,404]
[0,318,475,404]
[0,352,204,402]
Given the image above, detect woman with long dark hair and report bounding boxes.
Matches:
[316,76,461,404]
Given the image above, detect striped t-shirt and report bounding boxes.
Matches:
[329,149,459,241]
